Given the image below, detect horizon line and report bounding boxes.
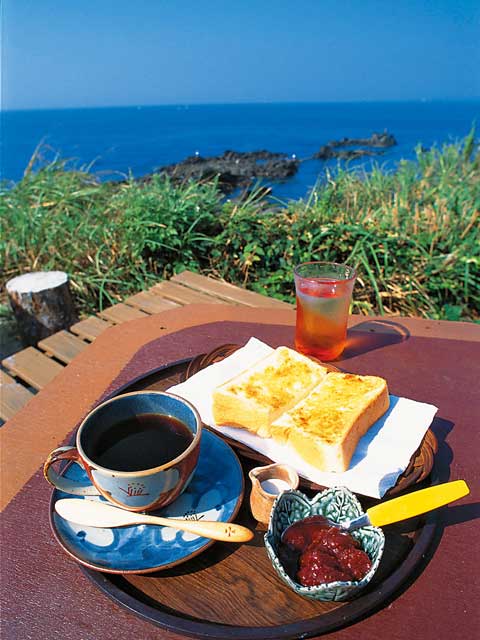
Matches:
[4,97,480,113]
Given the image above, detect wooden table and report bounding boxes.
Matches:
[1,305,479,639]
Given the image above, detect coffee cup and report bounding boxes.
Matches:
[44,391,202,512]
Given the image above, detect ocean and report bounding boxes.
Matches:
[2,101,479,201]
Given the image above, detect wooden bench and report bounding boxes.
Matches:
[0,271,292,422]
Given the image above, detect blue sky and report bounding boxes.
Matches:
[2,0,479,110]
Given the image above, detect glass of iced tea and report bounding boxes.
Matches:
[294,261,356,361]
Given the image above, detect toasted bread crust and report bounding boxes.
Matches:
[273,373,390,472]
[212,349,390,472]
[212,346,328,435]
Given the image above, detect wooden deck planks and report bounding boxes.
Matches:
[38,331,89,364]
[70,316,113,341]
[150,281,227,306]
[1,271,291,422]
[125,291,180,314]
[171,270,293,308]
[99,303,149,324]
[2,347,64,391]
[0,370,35,421]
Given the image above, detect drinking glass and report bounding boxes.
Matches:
[294,261,356,361]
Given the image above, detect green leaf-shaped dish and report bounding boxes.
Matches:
[265,487,385,601]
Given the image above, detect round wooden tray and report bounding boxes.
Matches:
[80,349,440,639]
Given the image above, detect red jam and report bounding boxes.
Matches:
[278,515,372,587]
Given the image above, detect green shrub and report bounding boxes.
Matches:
[1,167,223,312]
[1,134,478,321]
[213,133,480,320]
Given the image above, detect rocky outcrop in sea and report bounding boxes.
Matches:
[145,132,397,193]
[153,150,299,193]
[313,132,397,160]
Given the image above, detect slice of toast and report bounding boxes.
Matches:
[212,346,329,437]
[270,372,389,472]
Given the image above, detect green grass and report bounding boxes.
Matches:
[1,133,479,321]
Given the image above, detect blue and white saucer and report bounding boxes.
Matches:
[49,429,244,574]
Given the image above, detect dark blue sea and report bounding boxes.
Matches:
[2,101,479,201]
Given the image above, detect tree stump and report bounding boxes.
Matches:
[6,271,78,346]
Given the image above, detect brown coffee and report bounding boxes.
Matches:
[85,413,194,472]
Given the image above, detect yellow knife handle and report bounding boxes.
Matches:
[367,480,470,527]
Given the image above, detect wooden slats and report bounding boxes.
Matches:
[2,347,63,391]
[99,303,148,324]
[0,370,15,384]
[150,281,226,306]
[70,316,113,341]
[0,370,35,421]
[1,270,292,423]
[38,331,88,364]
[125,291,180,314]
[171,270,292,308]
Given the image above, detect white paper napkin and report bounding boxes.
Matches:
[168,337,438,498]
